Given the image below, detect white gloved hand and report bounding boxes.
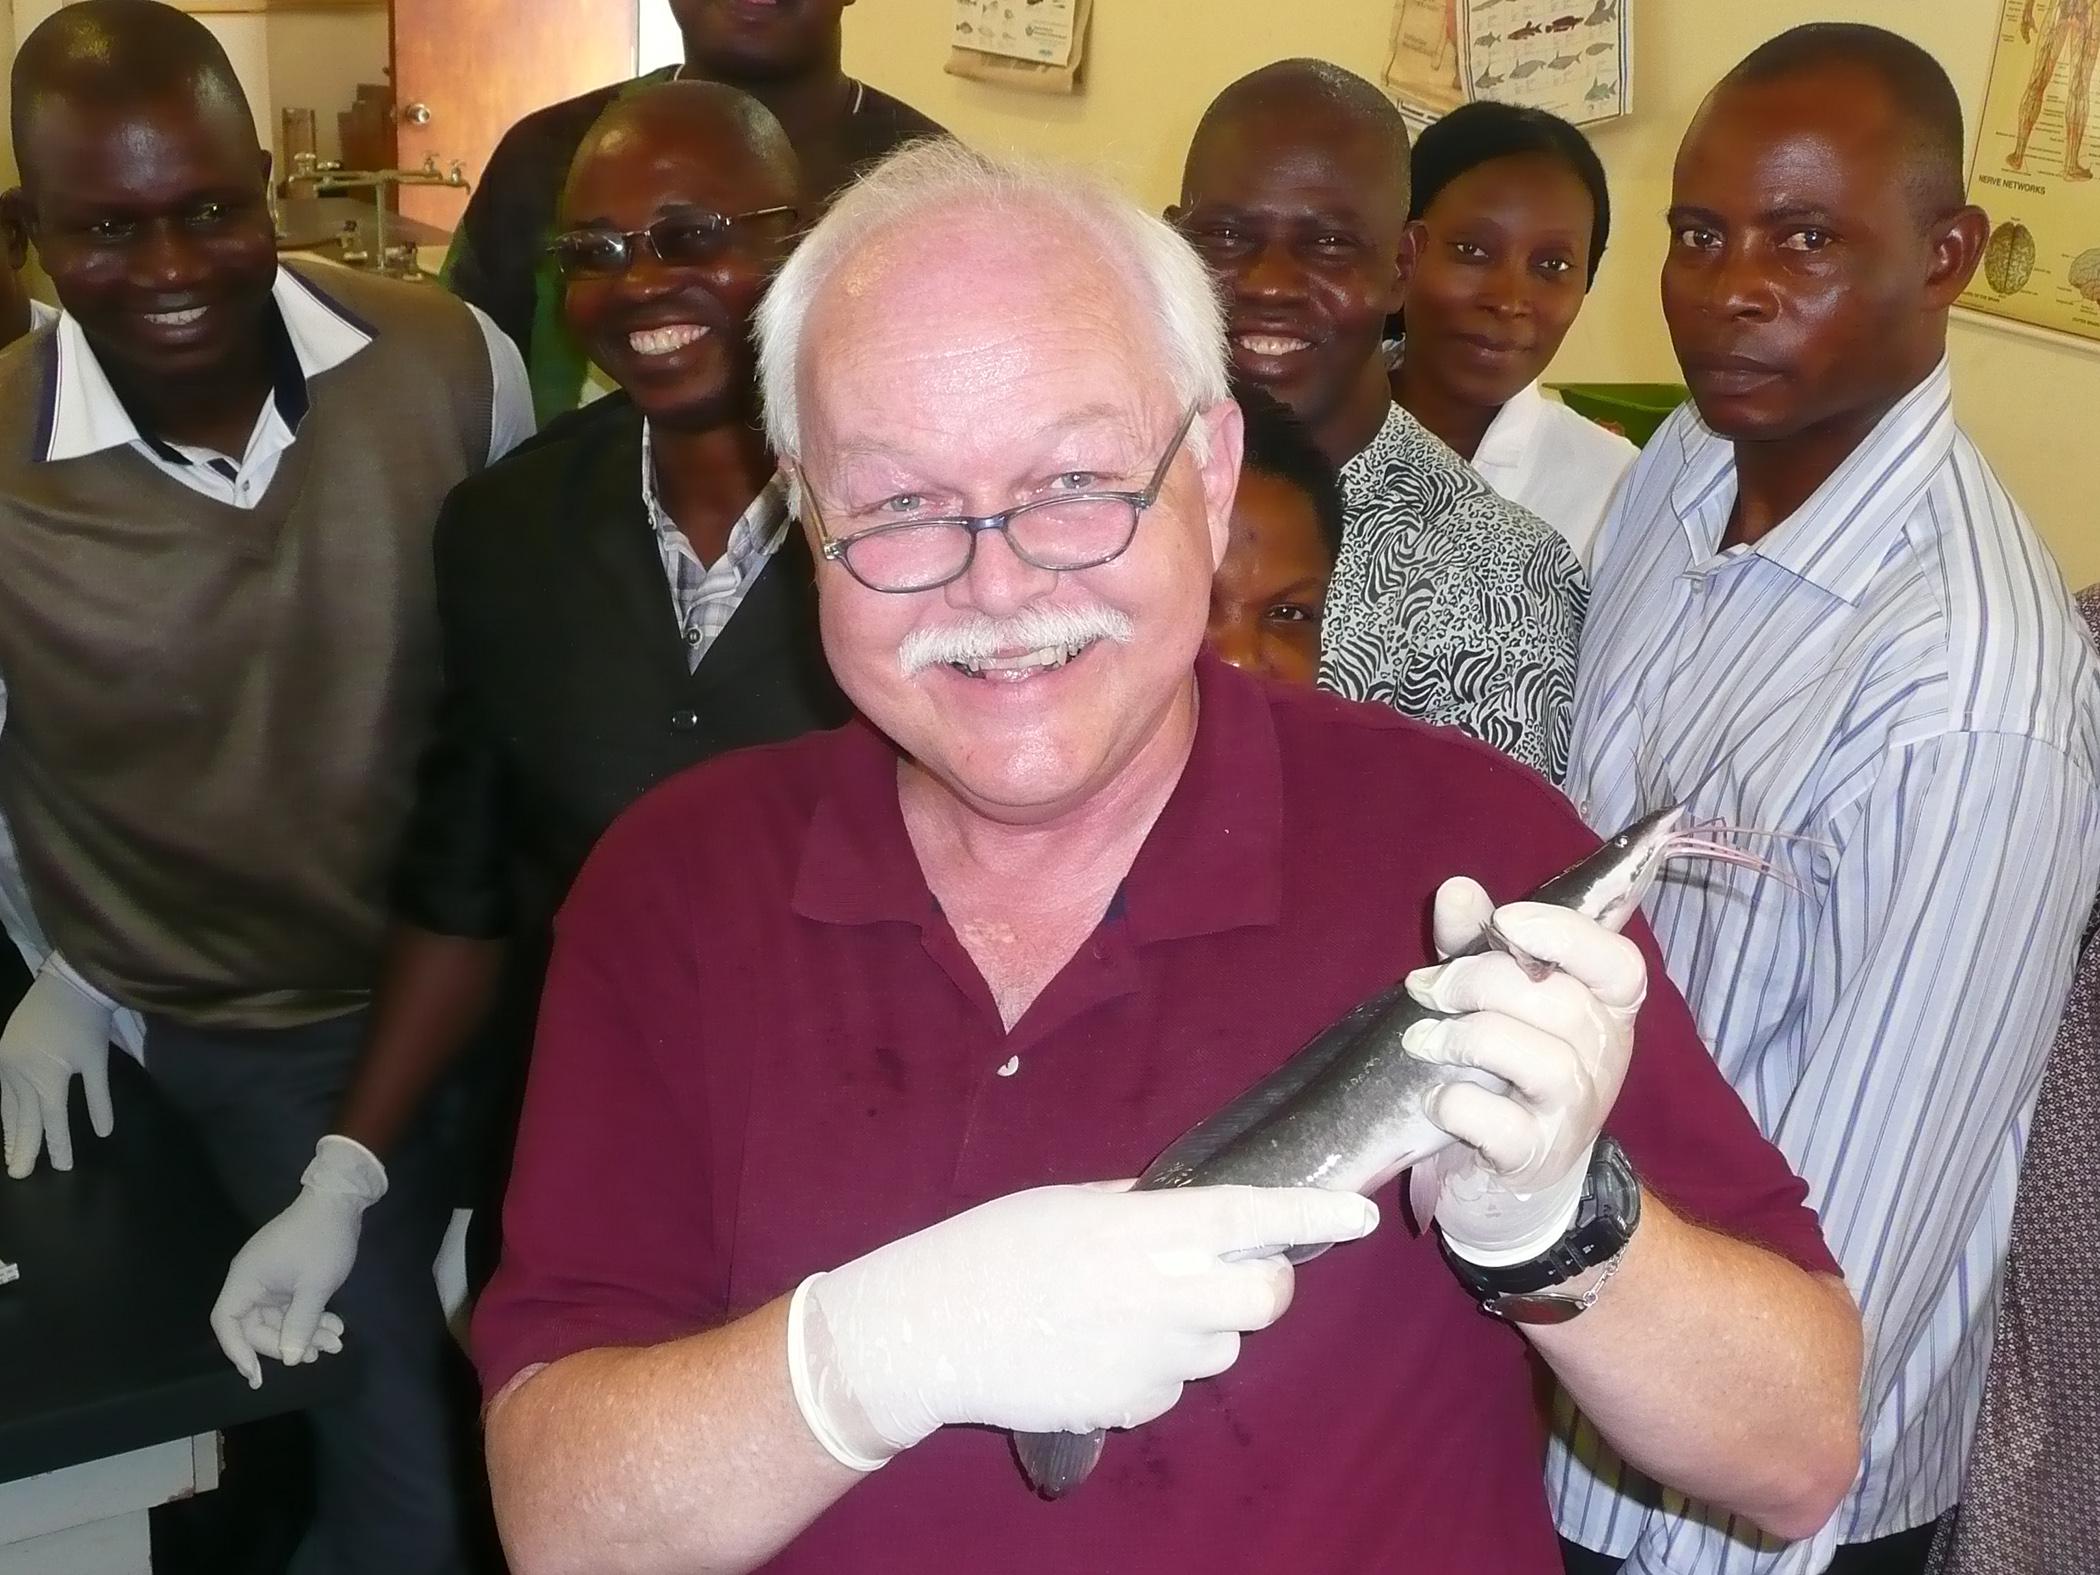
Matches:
[1401,879,1645,1266]
[0,964,115,1177]
[788,1181,1380,1469]
[211,1135,387,1388]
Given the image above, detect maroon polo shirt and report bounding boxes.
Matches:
[474,654,1838,1573]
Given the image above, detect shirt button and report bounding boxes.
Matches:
[684,627,701,646]
[669,709,700,732]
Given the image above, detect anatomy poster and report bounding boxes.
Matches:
[1385,0,1630,132]
[1962,0,2100,344]
[1384,0,1468,128]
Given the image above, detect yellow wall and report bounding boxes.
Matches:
[843,0,2100,588]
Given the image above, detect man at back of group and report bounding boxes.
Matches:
[1173,60,1585,780]
[0,2,532,1570]
[448,0,943,420]
[1556,25,2100,1575]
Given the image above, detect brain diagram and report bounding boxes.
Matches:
[1984,221,2039,295]
[2072,249,2100,305]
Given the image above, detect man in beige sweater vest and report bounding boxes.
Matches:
[0,4,530,1571]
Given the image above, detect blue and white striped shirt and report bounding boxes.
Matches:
[1551,359,2100,1573]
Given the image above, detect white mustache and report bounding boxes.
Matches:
[897,604,1136,677]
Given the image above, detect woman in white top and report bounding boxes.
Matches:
[1390,101,1637,564]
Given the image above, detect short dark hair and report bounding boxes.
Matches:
[1233,382,1346,561]
[1410,101,1612,286]
[11,0,255,188]
[1188,58,1412,212]
[1723,23,1966,218]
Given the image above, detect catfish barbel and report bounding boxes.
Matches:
[1013,803,1786,1499]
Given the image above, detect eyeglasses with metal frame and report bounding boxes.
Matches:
[798,405,1203,594]
[547,206,800,278]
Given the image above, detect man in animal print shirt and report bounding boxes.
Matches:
[1172,59,1586,779]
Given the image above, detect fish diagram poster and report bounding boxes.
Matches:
[1384,0,1630,132]
[1962,0,2100,345]
[951,0,1078,68]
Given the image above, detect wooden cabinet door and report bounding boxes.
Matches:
[391,0,638,230]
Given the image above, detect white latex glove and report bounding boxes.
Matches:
[0,963,115,1177]
[788,1181,1380,1469]
[211,1135,387,1388]
[1401,879,1645,1266]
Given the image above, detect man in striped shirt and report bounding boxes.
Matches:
[1554,25,2100,1575]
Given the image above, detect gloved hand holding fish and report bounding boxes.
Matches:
[786,1179,1379,1472]
[785,805,1781,1495]
[1402,877,1646,1265]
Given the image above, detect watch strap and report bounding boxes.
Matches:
[1443,1136,1641,1301]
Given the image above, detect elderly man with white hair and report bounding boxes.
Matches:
[470,142,1863,1574]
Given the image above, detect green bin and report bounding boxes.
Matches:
[1550,382,1689,449]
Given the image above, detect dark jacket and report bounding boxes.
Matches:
[393,392,850,946]
[393,393,850,1236]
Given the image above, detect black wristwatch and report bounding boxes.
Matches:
[1441,1136,1642,1324]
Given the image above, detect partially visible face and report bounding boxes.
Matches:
[1404,152,1594,411]
[0,191,35,349]
[25,91,276,387]
[794,218,1243,825]
[671,0,853,79]
[1663,68,1945,442]
[1174,106,1410,438]
[1207,467,1330,686]
[559,114,798,427]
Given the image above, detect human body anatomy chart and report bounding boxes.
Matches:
[1964,0,2100,343]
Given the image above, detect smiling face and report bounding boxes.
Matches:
[1403,151,1594,412]
[23,87,276,391]
[794,213,1243,825]
[559,101,798,429]
[671,0,852,79]
[1663,65,1962,442]
[1174,101,1411,462]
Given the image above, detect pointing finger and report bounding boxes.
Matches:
[1206,1184,1380,1257]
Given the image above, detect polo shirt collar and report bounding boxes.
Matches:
[1473,379,1546,481]
[38,263,376,465]
[791,653,1285,942]
[1666,356,1957,604]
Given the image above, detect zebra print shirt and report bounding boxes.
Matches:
[1319,400,1586,780]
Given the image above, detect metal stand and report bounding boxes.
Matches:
[280,153,470,279]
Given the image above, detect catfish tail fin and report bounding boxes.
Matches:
[1014,1427,1107,1499]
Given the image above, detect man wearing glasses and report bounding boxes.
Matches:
[447,0,942,422]
[233,79,849,1351]
[470,140,1863,1573]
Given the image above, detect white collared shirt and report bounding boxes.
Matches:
[0,265,534,1031]
[641,422,790,671]
[1552,358,2100,1571]
[1470,379,1637,566]
[38,264,532,505]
